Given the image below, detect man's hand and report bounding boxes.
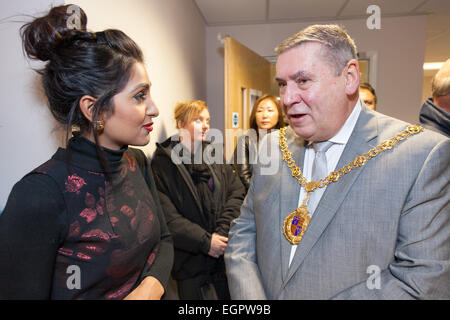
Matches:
[208,233,228,258]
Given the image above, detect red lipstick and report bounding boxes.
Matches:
[143,122,154,132]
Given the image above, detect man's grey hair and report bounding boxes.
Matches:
[275,24,358,76]
[432,59,450,98]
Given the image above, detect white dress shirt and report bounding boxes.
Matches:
[289,100,362,266]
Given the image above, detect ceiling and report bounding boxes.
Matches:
[194,0,450,64]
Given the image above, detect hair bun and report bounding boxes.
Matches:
[21,4,87,62]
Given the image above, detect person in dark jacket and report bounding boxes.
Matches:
[151,100,245,300]
[419,58,450,137]
[232,94,285,191]
[0,5,173,300]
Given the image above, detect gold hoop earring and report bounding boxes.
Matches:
[94,120,104,134]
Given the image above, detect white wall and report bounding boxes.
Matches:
[206,15,427,133]
[0,0,206,209]
[0,0,65,210]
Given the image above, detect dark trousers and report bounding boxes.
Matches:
[177,272,230,300]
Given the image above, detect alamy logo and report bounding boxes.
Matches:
[169,128,279,171]
[366,5,381,30]
[66,5,82,30]
[366,265,381,290]
[66,265,81,290]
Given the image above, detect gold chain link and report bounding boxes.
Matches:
[279,125,424,193]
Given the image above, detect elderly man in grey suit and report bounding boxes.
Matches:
[224,24,450,299]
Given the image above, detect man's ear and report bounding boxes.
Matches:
[177,120,185,129]
[79,95,98,122]
[344,59,360,96]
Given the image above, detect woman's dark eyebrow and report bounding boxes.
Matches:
[130,83,150,93]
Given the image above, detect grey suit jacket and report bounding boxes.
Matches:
[224,106,450,299]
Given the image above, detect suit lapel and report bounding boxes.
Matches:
[279,127,306,282]
[283,107,379,286]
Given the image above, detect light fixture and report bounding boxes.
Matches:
[423,62,444,70]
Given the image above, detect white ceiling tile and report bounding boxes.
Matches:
[341,0,425,17]
[195,0,267,24]
[269,0,348,20]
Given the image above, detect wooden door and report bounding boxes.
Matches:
[224,37,271,161]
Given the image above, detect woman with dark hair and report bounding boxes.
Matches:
[359,82,377,110]
[151,100,245,300]
[232,94,285,191]
[0,5,173,300]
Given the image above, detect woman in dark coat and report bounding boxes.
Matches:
[151,100,245,300]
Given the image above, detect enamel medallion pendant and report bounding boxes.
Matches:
[283,205,311,245]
